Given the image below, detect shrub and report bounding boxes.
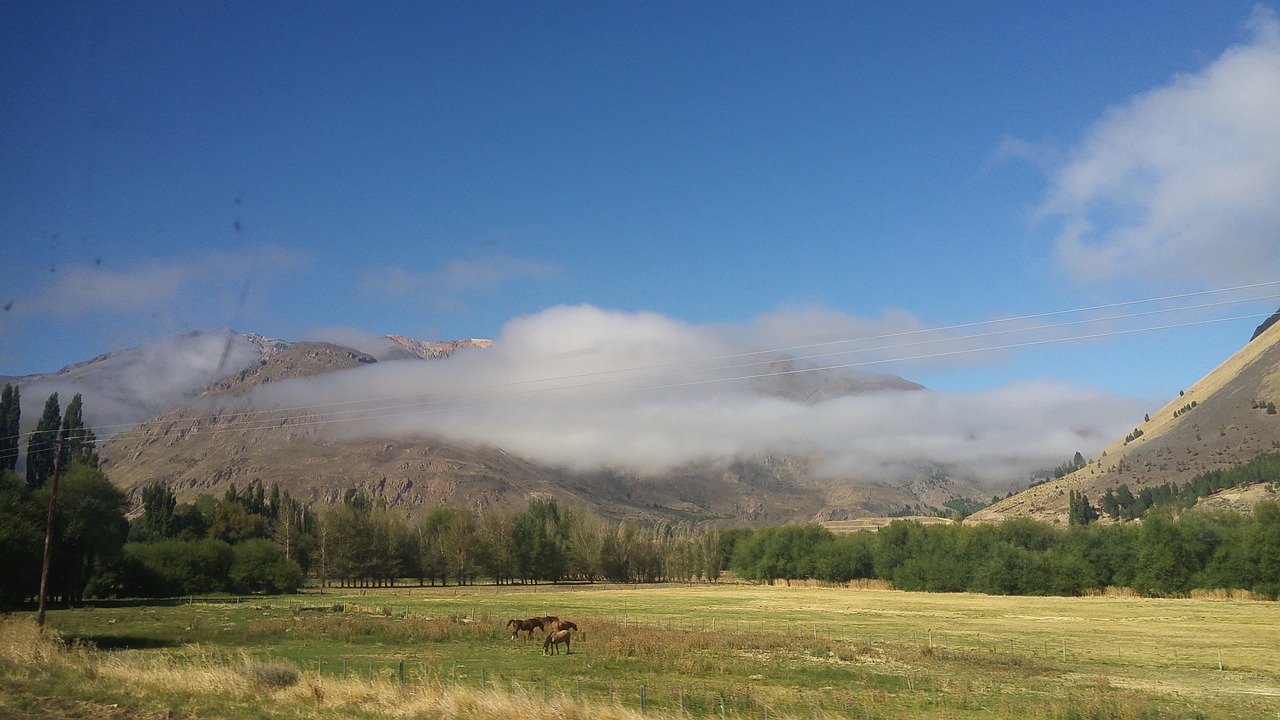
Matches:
[245,658,300,689]
[229,539,304,594]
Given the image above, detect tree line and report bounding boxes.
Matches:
[726,507,1280,598]
[2,382,1278,608]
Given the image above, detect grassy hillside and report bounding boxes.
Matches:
[971,320,1280,524]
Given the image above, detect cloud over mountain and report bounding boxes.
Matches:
[242,305,1146,482]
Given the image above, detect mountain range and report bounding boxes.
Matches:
[88,335,982,525]
[8,314,1280,526]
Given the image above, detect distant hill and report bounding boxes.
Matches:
[968,313,1280,524]
[90,333,986,525]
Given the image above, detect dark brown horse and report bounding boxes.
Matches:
[507,617,544,640]
[543,628,572,655]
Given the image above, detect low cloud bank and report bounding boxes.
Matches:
[247,305,1147,483]
[19,330,261,437]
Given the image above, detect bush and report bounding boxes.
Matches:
[118,539,234,596]
[245,658,300,689]
[230,539,304,594]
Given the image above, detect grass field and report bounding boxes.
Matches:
[3,582,1279,719]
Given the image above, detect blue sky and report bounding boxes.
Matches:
[3,1,1279,459]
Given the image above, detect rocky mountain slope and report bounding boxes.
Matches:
[95,335,984,525]
[968,314,1280,524]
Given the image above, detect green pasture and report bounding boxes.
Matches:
[8,583,1280,719]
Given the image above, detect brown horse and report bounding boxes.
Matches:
[551,619,578,632]
[543,629,572,655]
[507,617,544,640]
[535,615,559,629]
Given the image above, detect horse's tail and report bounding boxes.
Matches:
[507,619,518,629]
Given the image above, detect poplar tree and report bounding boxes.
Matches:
[60,393,98,469]
[25,393,60,489]
[0,384,18,473]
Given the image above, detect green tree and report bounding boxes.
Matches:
[0,384,19,473]
[415,508,451,585]
[171,500,212,541]
[209,499,267,544]
[512,499,566,582]
[59,393,98,469]
[116,539,234,596]
[1068,490,1097,526]
[475,510,519,584]
[814,531,875,583]
[229,538,304,594]
[131,483,178,542]
[1133,508,1199,596]
[39,462,130,602]
[558,506,603,582]
[1114,484,1137,519]
[0,470,42,608]
[25,392,61,489]
[269,491,316,571]
[1244,500,1280,598]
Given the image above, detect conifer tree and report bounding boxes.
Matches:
[25,392,60,489]
[59,393,98,469]
[0,383,18,473]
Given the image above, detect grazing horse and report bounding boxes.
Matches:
[507,617,544,640]
[551,620,578,632]
[543,629,572,655]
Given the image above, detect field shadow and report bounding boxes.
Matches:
[67,634,180,650]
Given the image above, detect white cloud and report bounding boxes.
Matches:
[1037,5,1280,287]
[245,305,1146,483]
[25,261,191,318]
[15,245,307,321]
[18,329,262,436]
[364,252,559,310]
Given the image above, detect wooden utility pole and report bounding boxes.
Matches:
[36,437,64,628]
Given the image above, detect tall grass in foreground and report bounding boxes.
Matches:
[7,585,1279,720]
[0,616,650,719]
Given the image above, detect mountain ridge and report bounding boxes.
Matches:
[88,331,985,525]
[968,313,1280,524]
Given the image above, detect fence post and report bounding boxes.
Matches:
[398,659,404,684]
[641,685,646,715]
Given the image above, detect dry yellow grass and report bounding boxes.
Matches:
[6,584,1280,719]
[822,516,953,533]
